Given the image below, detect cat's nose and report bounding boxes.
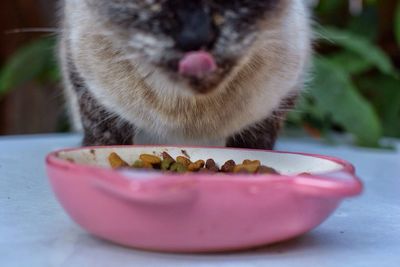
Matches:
[175,8,216,51]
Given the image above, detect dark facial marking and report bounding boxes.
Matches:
[169,1,217,51]
[89,0,280,49]
[226,92,298,150]
[87,0,282,91]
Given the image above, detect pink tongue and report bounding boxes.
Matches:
[179,51,217,78]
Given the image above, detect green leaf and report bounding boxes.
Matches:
[357,75,400,138]
[286,94,329,127]
[0,36,58,97]
[317,26,394,75]
[315,0,346,15]
[309,57,382,147]
[328,51,373,75]
[395,1,400,47]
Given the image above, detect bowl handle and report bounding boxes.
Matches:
[90,171,198,206]
[292,170,363,197]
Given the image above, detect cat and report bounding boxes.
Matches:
[59,0,311,148]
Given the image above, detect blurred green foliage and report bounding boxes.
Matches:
[0,36,59,98]
[0,0,399,147]
[287,0,400,147]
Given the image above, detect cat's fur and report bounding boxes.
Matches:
[60,0,311,148]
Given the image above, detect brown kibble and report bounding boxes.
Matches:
[187,163,198,172]
[233,164,246,173]
[234,163,259,174]
[108,152,129,169]
[209,166,219,172]
[258,166,279,174]
[206,159,217,169]
[247,164,260,173]
[205,159,219,172]
[194,160,205,168]
[221,160,236,173]
[109,151,277,175]
[176,156,192,167]
[132,160,153,169]
[187,159,205,172]
[142,161,153,168]
[140,154,161,165]
[243,160,261,166]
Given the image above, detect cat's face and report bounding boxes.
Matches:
[86,0,283,93]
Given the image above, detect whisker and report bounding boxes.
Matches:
[111,54,141,64]
[275,108,305,113]
[5,28,60,34]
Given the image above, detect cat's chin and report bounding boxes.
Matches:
[163,62,234,95]
[161,69,229,95]
[186,74,227,94]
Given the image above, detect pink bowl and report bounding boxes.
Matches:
[45,146,362,252]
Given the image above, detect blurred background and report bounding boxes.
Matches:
[0,0,399,148]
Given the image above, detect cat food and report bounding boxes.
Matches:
[108,152,279,174]
[109,152,129,169]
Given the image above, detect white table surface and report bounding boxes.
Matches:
[1,134,399,267]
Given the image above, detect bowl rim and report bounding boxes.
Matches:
[45,145,363,199]
[46,144,355,172]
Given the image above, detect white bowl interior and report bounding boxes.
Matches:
[58,147,343,175]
